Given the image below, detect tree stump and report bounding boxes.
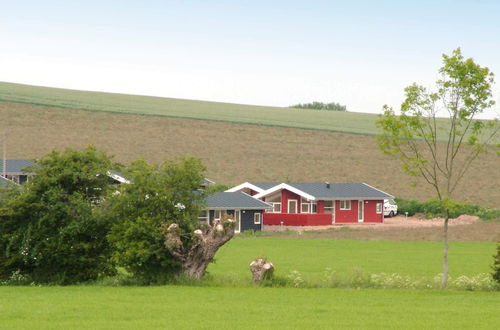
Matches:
[250,258,274,282]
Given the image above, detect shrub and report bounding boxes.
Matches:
[493,244,500,284]
[106,158,206,283]
[0,146,116,284]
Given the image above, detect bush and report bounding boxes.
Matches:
[493,244,500,284]
[106,158,206,283]
[0,146,116,284]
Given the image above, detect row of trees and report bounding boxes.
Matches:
[0,147,234,284]
[290,101,347,111]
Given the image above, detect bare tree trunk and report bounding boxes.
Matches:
[163,215,235,279]
[441,210,449,289]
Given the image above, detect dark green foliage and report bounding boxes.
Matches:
[290,101,347,111]
[106,158,206,283]
[492,244,500,284]
[0,146,116,284]
[395,198,500,220]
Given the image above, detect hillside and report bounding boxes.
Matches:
[0,81,402,136]
[1,101,498,207]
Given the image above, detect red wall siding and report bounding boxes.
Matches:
[281,189,301,213]
[264,213,332,226]
[363,200,384,223]
[335,200,358,223]
[317,200,325,213]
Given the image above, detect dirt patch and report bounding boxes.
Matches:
[262,216,498,242]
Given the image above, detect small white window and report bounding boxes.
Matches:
[288,199,297,213]
[340,200,351,210]
[324,200,334,214]
[215,210,226,220]
[272,202,281,213]
[376,203,382,214]
[254,213,261,224]
[301,202,310,213]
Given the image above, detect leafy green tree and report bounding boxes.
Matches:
[377,48,499,288]
[106,158,207,283]
[290,101,347,111]
[0,146,116,284]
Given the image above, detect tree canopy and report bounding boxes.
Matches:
[290,101,346,111]
[105,158,207,283]
[0,146,116,284]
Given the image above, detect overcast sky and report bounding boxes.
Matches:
[1,0,499,118]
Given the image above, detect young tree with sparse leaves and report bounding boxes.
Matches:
[377,48,499,288]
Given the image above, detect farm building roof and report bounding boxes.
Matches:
[0,159,38,174]
[206,192,271,210]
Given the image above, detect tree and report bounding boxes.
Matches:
[290,101,347,111]
[376,48,499,288]
[0,146,116,284]
[106,157,226,282]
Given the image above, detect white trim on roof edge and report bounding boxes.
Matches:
[226,182,266,193]
[253,183,316,201]
[362,182,394,198]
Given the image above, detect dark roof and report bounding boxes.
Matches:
[253,182,393,199]
[0,159,38,174]
[249,182,281,190]
[287,183,392,199]
[206,192,271,209]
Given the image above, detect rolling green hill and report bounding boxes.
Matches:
[0,81,386,136]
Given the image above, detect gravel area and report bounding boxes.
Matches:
[263,215,481,232]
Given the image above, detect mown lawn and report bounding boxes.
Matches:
[208,238,496,281]
[0,286,498,329]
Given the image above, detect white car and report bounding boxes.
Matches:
[384,199,398,217]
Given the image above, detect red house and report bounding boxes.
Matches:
[227,182,393,226]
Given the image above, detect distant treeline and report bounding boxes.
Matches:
[290,101,347,111]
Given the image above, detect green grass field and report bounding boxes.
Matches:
[208,238,495,281]
[1,286,498,329]
[1,238,498,329]
[0,81,431,137]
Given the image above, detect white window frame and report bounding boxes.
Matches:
[301,200,318,214]
[266,202,281,213]
[254,212,261,224]
[340,200,351,210]
[324,200,334,214]
[288,199,298,213]
[301,202,310,213]
[214,209,226,220]
[376,203,382,214]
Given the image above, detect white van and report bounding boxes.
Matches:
[384,199,398,217]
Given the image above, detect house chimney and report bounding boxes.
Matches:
[325,182,330,189]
